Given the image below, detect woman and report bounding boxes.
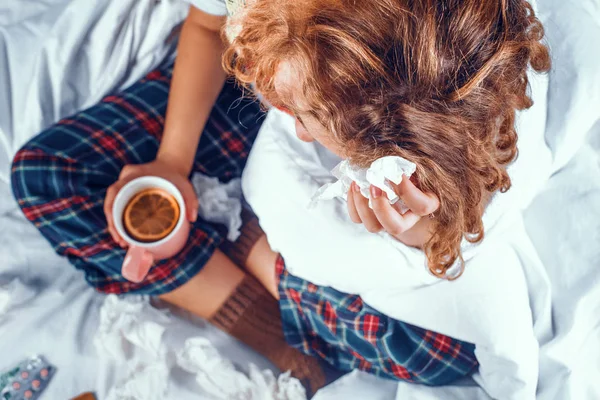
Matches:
[11,0,549,397]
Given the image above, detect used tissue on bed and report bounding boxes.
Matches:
[310,156,417,213]
[177,338,306,400]
[95,295,306,400]
[192,174,244,241]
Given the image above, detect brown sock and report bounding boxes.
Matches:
[210,275,329,397]
[219,208,265,268]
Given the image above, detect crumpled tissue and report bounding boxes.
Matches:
[95,296,307,400]
[94,295,170,362]
[310,156,416,213]
[95,295,171,400]
[177,337,306,400]
[192,173,244,241]
[106,362,170,400]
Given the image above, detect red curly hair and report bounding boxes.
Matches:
[223,0,550,279]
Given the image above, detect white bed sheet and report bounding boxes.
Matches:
[0,0,598,399]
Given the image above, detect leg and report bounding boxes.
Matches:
[276,257,480,385]
[220,209,280,299]
[245,234,280,299]
[204,215,342,396]
[158,249,244,318]
[155,227,331,397]
[10,63,261,295]
[12,66,174,293]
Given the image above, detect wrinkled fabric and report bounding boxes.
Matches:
[177,337,307,400]
[192,174,244,242]
[96,295,306,400]
[0,0,188,183]
[0,279,36,318]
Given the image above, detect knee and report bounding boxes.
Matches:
[10,141,73,210]
[11,144,43,204]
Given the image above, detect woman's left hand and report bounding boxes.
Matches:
[347,176,439,245]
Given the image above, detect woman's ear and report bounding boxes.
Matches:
[295,118,315,143]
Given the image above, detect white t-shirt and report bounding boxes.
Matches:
[186,0,244,16]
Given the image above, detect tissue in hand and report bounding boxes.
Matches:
[310,156,417,213]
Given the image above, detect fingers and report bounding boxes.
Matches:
[110,162,199,240]
[108,224,126,248]
[346,184,362,223]
[347,175,437,239]
[119,164,138,181]
[371,185,422,237]
[104,181,127,247]
[350,183,382,233]
[105,167,141,247]
[395,175,440,216]
[176,178,199,223]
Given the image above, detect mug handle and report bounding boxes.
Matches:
[122,246,154,283]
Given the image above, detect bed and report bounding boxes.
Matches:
[0,0,598,399]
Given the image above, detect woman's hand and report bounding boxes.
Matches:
[103,159,199,247]
[347,175,439,246]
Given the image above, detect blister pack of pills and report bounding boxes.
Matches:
[0,356,55,400]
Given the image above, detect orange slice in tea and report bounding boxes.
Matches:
[123,188,180,242]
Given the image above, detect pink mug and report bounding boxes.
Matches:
[112,176,191,283]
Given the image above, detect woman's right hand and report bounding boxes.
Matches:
[347,176,440,248]
[104,159,199,247]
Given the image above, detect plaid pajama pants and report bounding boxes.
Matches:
[276,256,479,385]
[11,63,264,294]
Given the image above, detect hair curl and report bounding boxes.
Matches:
[224,0,550,279]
